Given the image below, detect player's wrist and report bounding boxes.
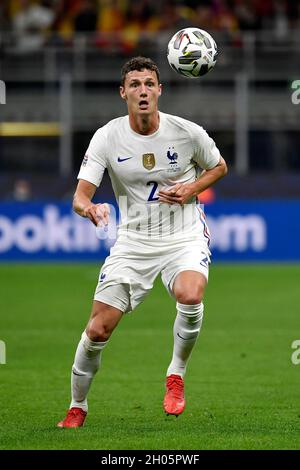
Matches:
[82,203,94,218]
[189,182,201,197]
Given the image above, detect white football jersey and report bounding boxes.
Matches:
[78,112,221,243]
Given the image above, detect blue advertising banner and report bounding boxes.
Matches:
[205,201,299,261]
[0,201,299,261]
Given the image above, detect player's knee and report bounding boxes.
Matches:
[177,294,201,305]
[86,321,112,342]
[175,287,204,305]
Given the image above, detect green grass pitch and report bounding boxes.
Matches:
[0,263,299,450]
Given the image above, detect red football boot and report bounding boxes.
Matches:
[163,374,185,416]
[57,407,87,428]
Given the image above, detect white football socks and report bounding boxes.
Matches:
[167,302,204,378]
[70,331,108,412]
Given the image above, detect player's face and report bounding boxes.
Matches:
[120,69,162,116]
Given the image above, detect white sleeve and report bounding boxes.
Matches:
[191,125,221,170]
[77,126,108,187]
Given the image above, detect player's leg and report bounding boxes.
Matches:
[58,286,127,428]
[69,300,123,411]
[162,268,207,416]
[169,270,206,378]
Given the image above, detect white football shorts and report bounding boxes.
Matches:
[94,236,211,313]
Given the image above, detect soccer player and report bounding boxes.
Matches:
[58,56,227,428]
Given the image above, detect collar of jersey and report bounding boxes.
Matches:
[127,112,164,139]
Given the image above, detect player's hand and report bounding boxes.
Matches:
[158,183,195,205]
[83,203,110,226]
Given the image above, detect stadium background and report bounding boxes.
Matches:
[0,0,300,451]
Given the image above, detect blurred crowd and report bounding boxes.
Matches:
[0,0,299,52]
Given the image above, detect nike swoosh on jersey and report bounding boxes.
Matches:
[117,157,133,162]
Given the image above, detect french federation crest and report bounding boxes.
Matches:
[167,148,178,164]
[166,147,181,173]
[143,153,155,170]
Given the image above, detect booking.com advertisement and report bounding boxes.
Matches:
[0,200,299,262]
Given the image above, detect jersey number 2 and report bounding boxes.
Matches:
[147,181,159,201]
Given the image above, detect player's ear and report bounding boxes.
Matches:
[120,86,127,100]
[158,84,162,97]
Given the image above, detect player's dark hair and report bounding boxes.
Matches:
[121,56,160,86]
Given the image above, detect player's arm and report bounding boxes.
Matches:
[73,179,110,227]
[190,156,227,195]
[158,157,227,205]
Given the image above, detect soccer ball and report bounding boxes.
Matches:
[167,27,218,78]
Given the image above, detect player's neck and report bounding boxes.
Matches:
[129,112,160,136]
